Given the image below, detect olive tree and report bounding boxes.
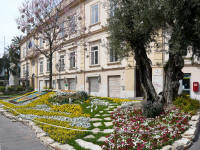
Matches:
[109,0,200,104]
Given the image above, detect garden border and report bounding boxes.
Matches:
[0,103,200,150]
[0,105,77,150]
[161,112,200,150]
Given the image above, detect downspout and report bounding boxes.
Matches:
[83,0,86,91]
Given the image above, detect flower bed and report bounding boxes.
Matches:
[102,106,191,150]
[9,91,46,104]
[92,96,141,104]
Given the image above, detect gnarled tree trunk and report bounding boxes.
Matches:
[134,46,159,102]
[162,53,184,104]
[49,53,53,89]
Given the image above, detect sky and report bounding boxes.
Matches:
[0,0,24,57]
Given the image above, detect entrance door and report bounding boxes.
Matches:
[68,78,76,91]
[108,76,121,98]
[89,77,99,95]
[39,80,44,91]
[58,79,65,90]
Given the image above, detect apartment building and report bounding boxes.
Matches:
[20,0,200,99]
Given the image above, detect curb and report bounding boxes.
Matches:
[0,108,74,150]
[161,112,200,150]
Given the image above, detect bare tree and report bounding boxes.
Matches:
[17,0,83,89]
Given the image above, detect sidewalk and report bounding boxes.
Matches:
[0,115,48,150]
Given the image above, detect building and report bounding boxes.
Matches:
[20,0,200,100]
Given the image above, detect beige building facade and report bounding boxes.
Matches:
[20,0,200,99]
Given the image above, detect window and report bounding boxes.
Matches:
[39,38,43,48]
[28,40,34,49]
[91,4,99,25]
[110,2,116,17]
[69,15,77,33]
[59,22,65,38]
[70,52,76,69]
[26,63,29,76]
[23,48,26,58]
[110,49,118,62]
[91,46,99,65]
[59,55,65,71]
[47,59,50,72]
[40,60,43,74]
[23,65,26,77]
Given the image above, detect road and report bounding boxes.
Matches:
[0,115,48,150]
[188,123,200,150]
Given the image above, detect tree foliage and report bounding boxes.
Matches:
[109,0,200,103]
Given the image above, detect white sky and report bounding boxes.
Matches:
[0,0,24,57]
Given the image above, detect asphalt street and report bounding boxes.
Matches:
[0,115,48,150]
[188,123,200,150]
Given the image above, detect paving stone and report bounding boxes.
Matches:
[95,114,101,117]
[183,127,197,137]
[84,135,95,139]
[93,122,102,127]
[97,137,108,142]
[108,106,115,109]
[99,111,104,113]
[29,121,36,127]
[102,114,110,116]
[172,138,192,150]
[92,128,100,134]
[103,129,114,133]
[75,139,102,150]
[91,118,102,121]
[0,108,6,112]
[36,132,47,138]
[50,142,75,150]
[104,117,111,121]
[188,120,199,127]
[161,145,172,150]
[191,115,200,121]
[32,125,43,133]
[40,136,54,146]
[108,111,113,113]
[56,144,75,150]
[104,122,113,127]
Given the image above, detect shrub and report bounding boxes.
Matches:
[142,101,164,118]
[7,86,15,92]
[75,91,89,101]
[16,85,25,91]
[173,94,200,115]
[0,86,5,92]
[27,86,34,91]
[48,95,69,105]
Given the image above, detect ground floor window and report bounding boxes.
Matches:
[182,73,191,95]
[68,78,76,91]
[89,77,99,94]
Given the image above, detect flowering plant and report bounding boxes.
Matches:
[102,106,191,150]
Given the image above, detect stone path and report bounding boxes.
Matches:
[0,114,48,150]
[75,104,117,150]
